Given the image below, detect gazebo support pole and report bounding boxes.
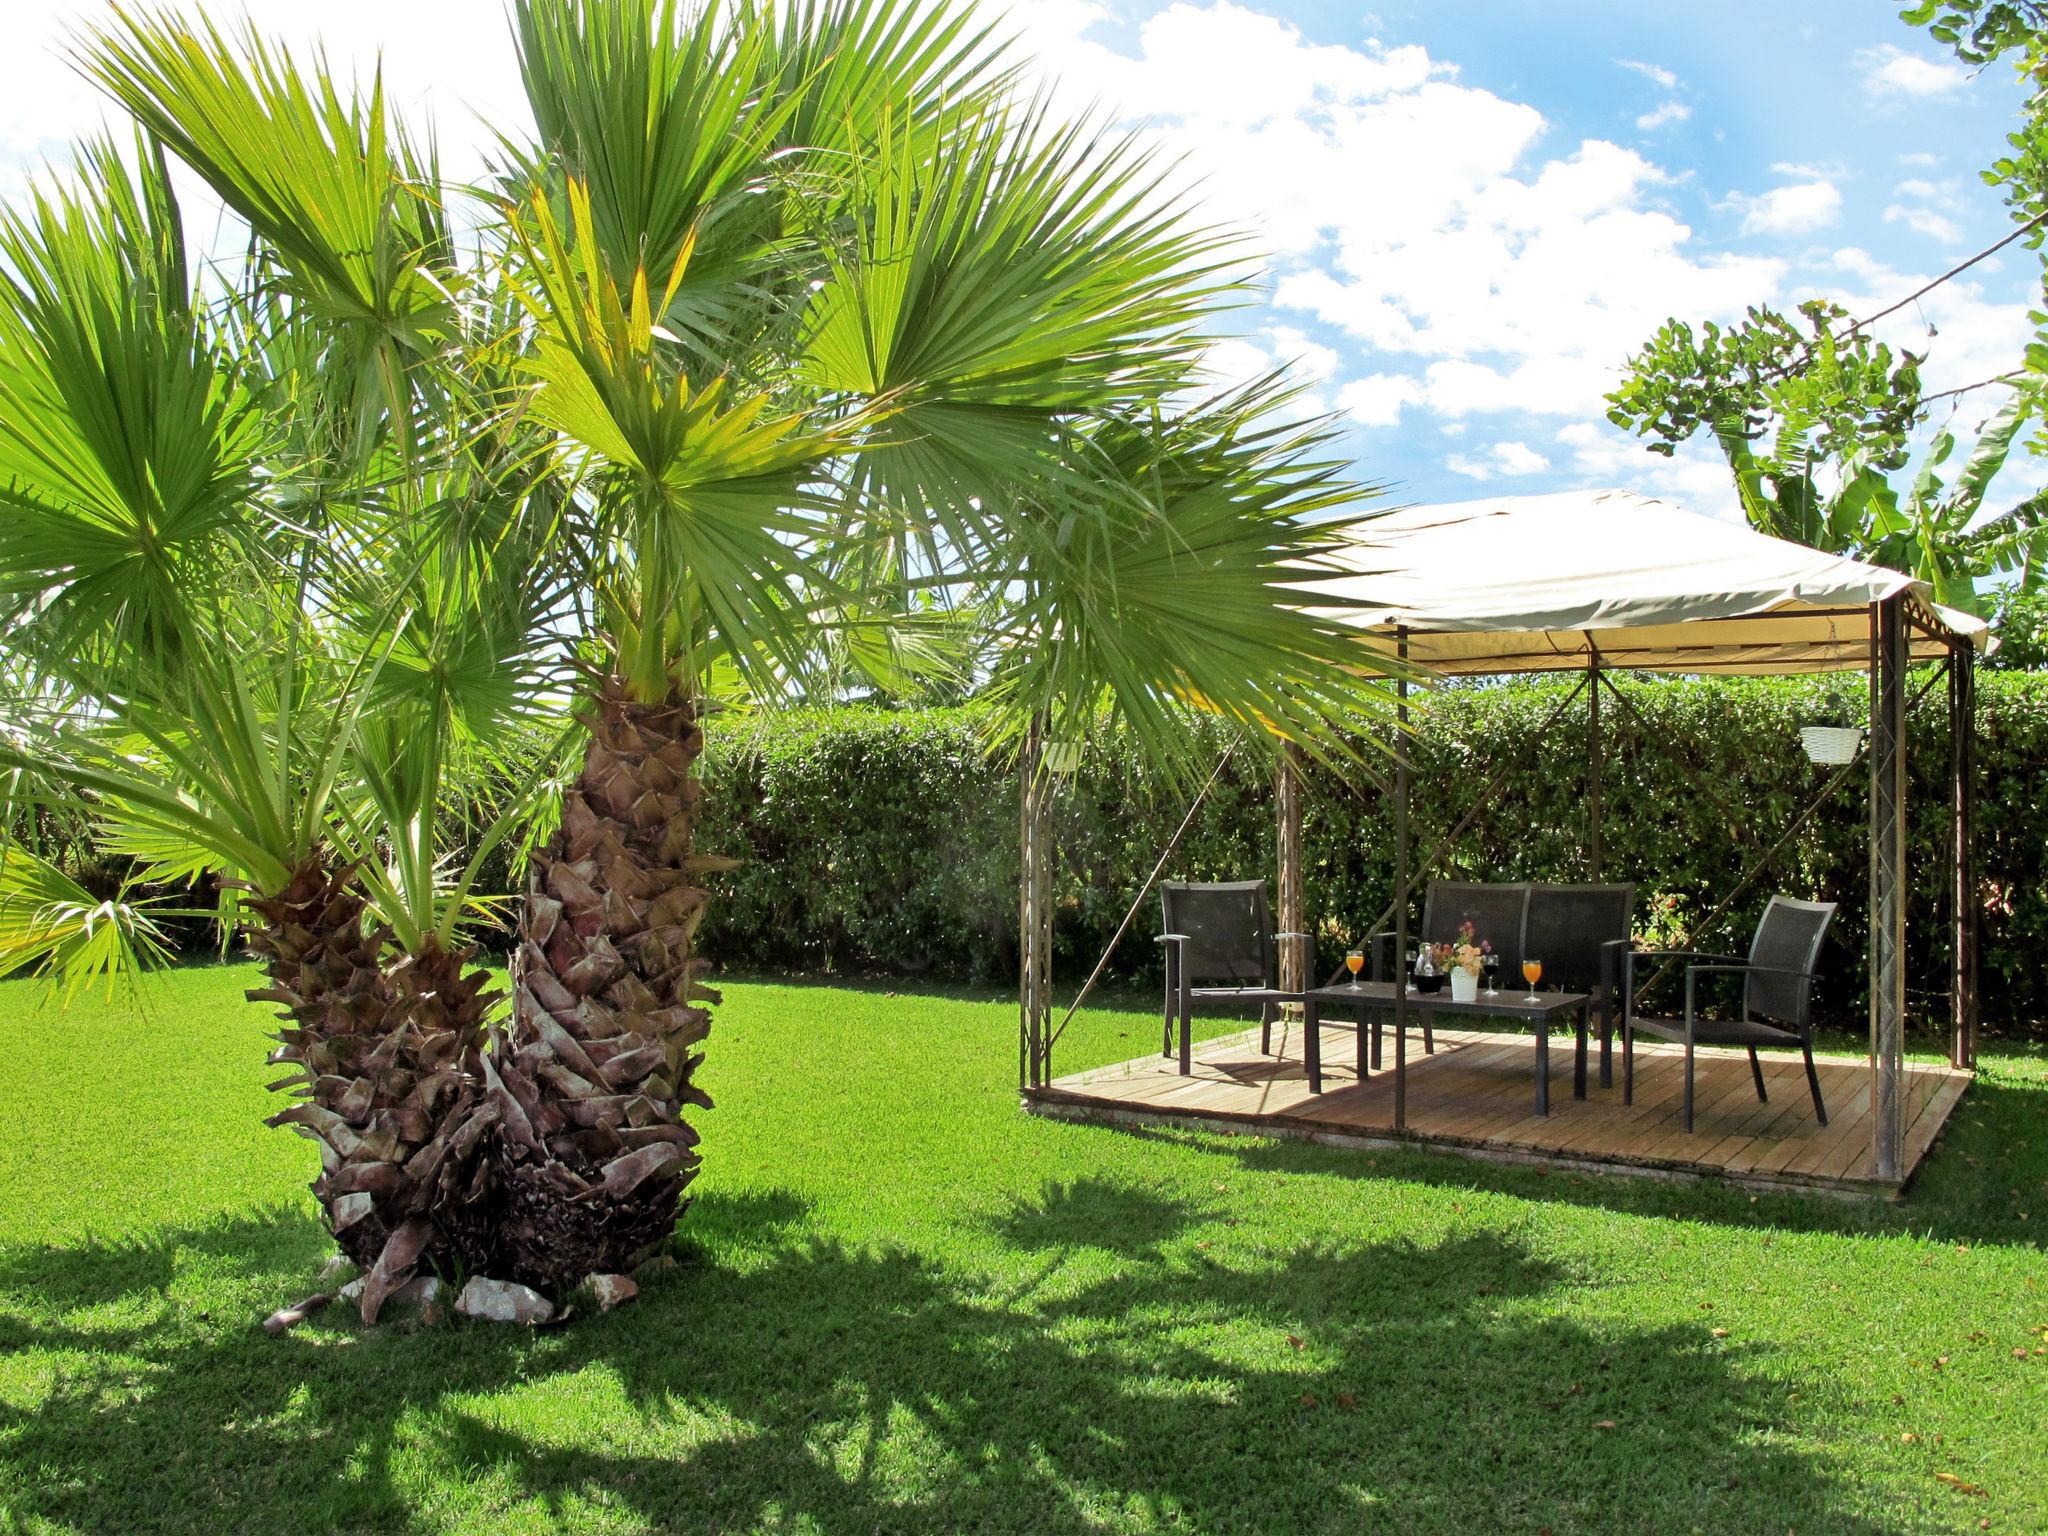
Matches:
[1950,639,1977,1069]
[1276,741,1306,997]
[1018,717,1054,1090]
[1870,596,1908,1180]
[1587,654,1603,880]
[1394,628,1411,1133]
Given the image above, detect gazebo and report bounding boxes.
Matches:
[1018,490,1991,1192]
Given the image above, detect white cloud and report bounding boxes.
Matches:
[1017,0,1786,430]
[1731,180,1843,236]
[1882,174,1968,243]
[1771,159,1846,180]
[1884,202,1964,243]
[1816,247,2031,401]
[1898,150,1942,168]
[1553,421,1741,519]
[1617,59,1679,90]
[1445,440,1552,480]
[1635,100,1690,131]
[0,0,527,203]
[1854,43,1970,99]
[1337,372,1423,428]
[1493,440,1551,475]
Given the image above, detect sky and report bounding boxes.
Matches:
[0,0,2036,516]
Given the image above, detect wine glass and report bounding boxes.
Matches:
[1482,951,1499,998]
[1345,947,1365,988]
[1521,956,1543,1004]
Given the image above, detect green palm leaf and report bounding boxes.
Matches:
[983,378,1393,776]
[507,178,861,699]
[82,4,454,348]
[0,135,261,672]
[0,843,174,1004]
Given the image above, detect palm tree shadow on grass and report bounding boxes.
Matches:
[0,1186,1906,1536]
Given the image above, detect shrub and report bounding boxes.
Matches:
[690,672,2048,1036]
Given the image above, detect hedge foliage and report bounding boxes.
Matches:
[691,672,2048,1035]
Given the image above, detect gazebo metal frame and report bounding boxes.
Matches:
[1016,495,1987,1185]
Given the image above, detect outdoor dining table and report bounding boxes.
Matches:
[1301,980,1595,1116]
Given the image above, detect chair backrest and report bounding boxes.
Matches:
[1523,883,1636,995]
[1420,881,1529,976]
[1744,896,1836,1027]
[1161,881,1273,987]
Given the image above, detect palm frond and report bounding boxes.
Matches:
[506,178,861,699]
[0,843,174,1004]
[0,134,262,676]
[804,93,1244,539]
[980,376,1393,777]
[82,4,455,347]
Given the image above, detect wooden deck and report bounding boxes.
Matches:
[1026,1020,1971,1196]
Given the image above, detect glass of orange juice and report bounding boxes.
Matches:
[1521,957,1543,1003]
[1345,947,1365,987]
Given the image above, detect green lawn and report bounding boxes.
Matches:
[0,964,2043,1535]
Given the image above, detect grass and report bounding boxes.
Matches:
[0,963,2044,1535]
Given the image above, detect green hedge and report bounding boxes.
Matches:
[691,673,2048,1036]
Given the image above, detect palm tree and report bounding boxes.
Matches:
[0,116,547,1316]
[4,0,1390,1300]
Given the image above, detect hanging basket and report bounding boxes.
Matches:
[1799,725,1864,765]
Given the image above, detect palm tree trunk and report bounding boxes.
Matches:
[248,859,498,1319]
[489,678,714,1293]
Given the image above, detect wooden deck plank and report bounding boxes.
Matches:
[1035,1027,1974,1194]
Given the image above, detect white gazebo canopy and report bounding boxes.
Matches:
[1306,489,1991,675]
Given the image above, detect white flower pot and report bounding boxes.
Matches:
[1800,726,1863,765]
[1450,968,1479,1004]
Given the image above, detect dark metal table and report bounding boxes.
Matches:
[1301,980,1595,1116]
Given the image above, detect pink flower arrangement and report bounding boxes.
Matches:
[1428,920,1492,978]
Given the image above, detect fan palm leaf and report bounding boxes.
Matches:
[0,136,262,673]
[0,843,175,1004]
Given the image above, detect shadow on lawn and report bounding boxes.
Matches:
[0,1186,1903,1536]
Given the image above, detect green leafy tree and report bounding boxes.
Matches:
[1608,299,2045,612]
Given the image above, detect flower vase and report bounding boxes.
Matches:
[1450,968,1479,1004]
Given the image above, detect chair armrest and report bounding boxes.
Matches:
[1683,963,1817,982]
[1154,933,1188,944]
[1623,946,1743,1017]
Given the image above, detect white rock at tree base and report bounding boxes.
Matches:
[336,1277,366,1305]
[455,1277,555,1325]
[572,1274,639,1313]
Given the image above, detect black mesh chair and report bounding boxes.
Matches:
[1157,881,1310,1076]
[1367,882,1533,1056]
[1524,883,1635,1084]
[1622,896,1837,1132]
[1422,882,1530,982]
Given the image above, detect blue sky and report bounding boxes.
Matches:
[0,0,2032,515]
[1006,1,2038,512]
